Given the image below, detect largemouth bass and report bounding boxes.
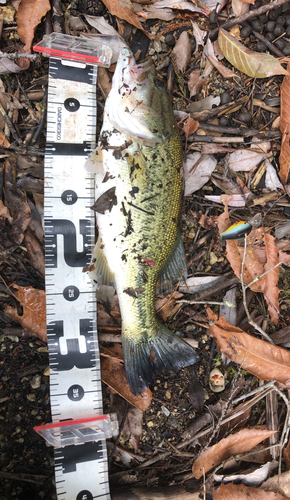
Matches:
[86,48,199,395]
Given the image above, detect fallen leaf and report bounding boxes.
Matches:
[212,483,288,500]
[100,347,152,411]
[191,21,206,54]
[220,286,237,328]
[102,0,151,36]
[179,115,199,141]
[218,28,288,78]
[17,0,51,52]
[284,437,290,471]
[205,193,250,206]
[204,39,238,79]
[4,285,46,341]
[232,0,250,17]
[188,58,213,96]
[192,426,276,479]
[228,149,269,171]
[263,469,290,497]
[172,31,192,73]
[265,159,284,191]
[188,95,220,113]
[214,461,278,487]
[155,291,183,322]
[207,309,290,387]
[184,152,217,196]
[279,62,290,184]
[218,200,280,323]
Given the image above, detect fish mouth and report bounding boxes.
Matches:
[113,48,154,91]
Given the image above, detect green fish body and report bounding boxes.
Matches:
[86,49,199,395]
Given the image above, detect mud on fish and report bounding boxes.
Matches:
[86,48,199,396]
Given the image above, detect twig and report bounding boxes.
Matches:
[241,235,274,344]
[232,380,276,405]
[271,384,290,487]
[197,122,281,138]
[253,31,285,58]
[245,262,282,291]
[210,0,290,40]
[177,300,234,306]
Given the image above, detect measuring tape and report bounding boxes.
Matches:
[33,33,118,500]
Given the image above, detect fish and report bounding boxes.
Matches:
[86,48,199,396]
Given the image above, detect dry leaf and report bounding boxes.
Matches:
[228,149,269,171]
[184,152,217,196]
[218,201,280,324]
[155,291,183,322]
[207,309,290,387]
[192,426,276,479]
[17,0,51,52]
[279,62,290,184]
[180,115,199,140]
[204,39,237,79]
[191,21,206,54]
[212,483,288,500]
[263,469,290,497]
[4,285,46,341]
[232,0,250,16]
[205,193,250,206]
[102,0,151,37]
[218,28,288,78]
[265,159,284,191]
[172,31,192,73]
[100,347,152,411]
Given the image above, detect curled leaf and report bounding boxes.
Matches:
[192,426,276,479]
[207,309,290,387]
[218,28,288,78]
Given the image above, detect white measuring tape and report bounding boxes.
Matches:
[33,33,118,500]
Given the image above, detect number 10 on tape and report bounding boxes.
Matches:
[33,34,118,500]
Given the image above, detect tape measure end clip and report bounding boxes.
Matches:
[34,414,118,448]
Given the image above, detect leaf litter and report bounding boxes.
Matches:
[4,0,290,497]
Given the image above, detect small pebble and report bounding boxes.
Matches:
[6,335,19,343]
[220,91,231,104]
[165,390,171,400]
[153,40,162,53]
[147,420,154,428]
[31,374,41,389]
[238,111,252,123]
[26,393,36,402]
[161,405,170,417]
[165,34,175,48]
[219,116,229,126]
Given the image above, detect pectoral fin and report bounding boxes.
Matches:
[156,231,188,294]
[88,239,115,288]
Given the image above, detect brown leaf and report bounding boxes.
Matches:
[207,308,290,387]
[4,285,46,341]
[100,347,152,411]
[218,28,288,78]
[263,469,290,497]
[180,115,199,140]
[155,291,183,322]
[101,0,151,38]
[279,62,290,184]
[212,483,288,500]
[172,31,192,73]
[218,201,280,324]
[24,228,45,276]
[192,426,276,479]
[17,0,51,52]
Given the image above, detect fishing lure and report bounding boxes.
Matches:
[220,220,252,241]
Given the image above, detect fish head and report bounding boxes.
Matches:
[104,49,175,144]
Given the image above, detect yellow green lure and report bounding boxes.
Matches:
[220,220,252,241]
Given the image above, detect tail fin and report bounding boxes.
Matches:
[122,323,199,396]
